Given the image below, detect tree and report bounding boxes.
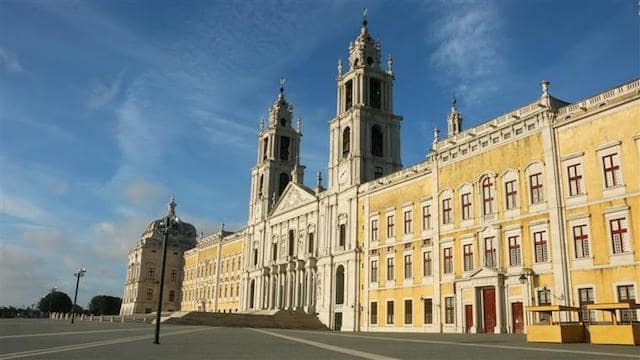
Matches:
[38,291,72,313]
[89,295,122,315]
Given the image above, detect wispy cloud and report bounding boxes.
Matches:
[427,1,505,102]
[0,190,51,224]
[0,48,23,72]
[87,69,125,110]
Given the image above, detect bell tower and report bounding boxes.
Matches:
[249,80,304,222]
[328,14,402,189]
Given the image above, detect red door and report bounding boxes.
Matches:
[465,305,473,333]
[512,302,524,334]
[482,287,496,333]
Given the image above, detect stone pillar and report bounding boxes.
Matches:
[285,270,291,309]
[294,269,300,310]
[306,268,313,311]
[276,272,282,309]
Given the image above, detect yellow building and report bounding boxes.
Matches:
[357,79,639,334]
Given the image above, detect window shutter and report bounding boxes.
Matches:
[613,154,623,185]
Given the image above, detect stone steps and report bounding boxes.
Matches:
[162,310,327,330]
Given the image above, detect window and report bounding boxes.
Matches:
[262,139,268,161]
[573,225,590,258]
[508,236,521,266]
[371,219,378,242]
[578,288,595,322]
[422,205,432,230]
[567,164,583,196]
[602,153,621,188]
[335,265,345,305]
[537,289,551,322]
[529,173,544,204]
[484,237,496,268]
[372,125,384,156]
[404,299,413,325]
[374,166,384,179]
[445,297,455,324]
[482,177,494,215]
[370,78,382,109]
[387,215,395,238]
[170,270,177,282]
[308,233,314,254]
[339,224,346,247]
[534,231,548,263]
[461,193,472,220]
[288,230,295,257]
[423,298,433,324]
[370,302,378,325]
[387,301,394,324]
[370,260,378,283]
[505,180,517,210]
[278,173,289,196]
[404,254,412,279]
[146,288,153,301]
[403,210,412,234]
[386,257,394,281]
[423,252,432,277]
[442,198,452,224]
[443,247,453,274]
[147,268,155,280]
[463,244,473,272]
[345,80,353,110]
[610,218,628,254]
[279,136,290,160]
[342,127,351,156]
[617,285,637,322]
[272,242,278,261]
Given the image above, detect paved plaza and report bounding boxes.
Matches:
[0,319,638,359]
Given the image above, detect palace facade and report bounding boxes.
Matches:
[121,19,640,333]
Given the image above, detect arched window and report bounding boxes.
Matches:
[482,177,495,215]
[372,125,383,157]
[342,127,351,156]
[262,138,269,160]
[278,173,289,196]
[258,174,264,197]
[288,230,295,257]
[335,265,345,305]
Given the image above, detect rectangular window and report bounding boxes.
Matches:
[387,215,395,238]
[442,199,452,224]
[445,297,455,324]
[482,178,494,215]
[602,153,621,188]
[537,289,552,323]
[146,288,153,301]
[505,180,517,210]
[567,164,583,196]
[345,80,353,110]
[423,251,432,277]
[423,298,433,324]
[461,193,472,220]
[443,247,453,274]
[147,268,155,280]
[617,285,637,322]
[422,205,432,230]
[370,302,378,325]
[371,219,378,242]
[279,136,290,161]
[534,231,548,263]
[573,225,590,258]
[339,224,346,247]
[272,242,278,261]
[170,270,177,282]
[610,218,628,254]
[463,244,474,272]
[404,299,413,325]
[529,173,544,204]
[169,290,176,302]
[484,237,496,268]
[370,260,378,283]
[370,78,382,109]
[578,288,595,322]
[386,257,395,281]
[403,210,412,234]
[387,301,394,324]
[404,254,412,279]
[508,236,521,266]
[308,233,314,254]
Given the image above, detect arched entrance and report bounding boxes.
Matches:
[249,279,256,309]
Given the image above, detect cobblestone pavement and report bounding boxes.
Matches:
[1,319,638,359]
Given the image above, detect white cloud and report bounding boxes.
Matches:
[87,69,125,110]
[0,48,23,73]
[0,190,51,224]
[90,217,149,262]
[120,177,169,211]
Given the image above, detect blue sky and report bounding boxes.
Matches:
[0,0,637,307]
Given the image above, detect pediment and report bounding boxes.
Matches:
[464,267,501,279]
[270,183,317,216]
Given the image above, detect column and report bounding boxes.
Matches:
[294,269,300,309]
[306,268,313,311]
[285,270,292,309]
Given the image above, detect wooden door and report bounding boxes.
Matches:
[511,302,524,334]
[334,312,342,331]
[465,304,473,333]
[482,287,496,333]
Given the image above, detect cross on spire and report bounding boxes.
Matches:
[279,77,286,94]
[362,8,368,27]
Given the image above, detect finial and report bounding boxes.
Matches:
[452,94,457,109]
[296,117,302,133]
[271,192,277,206]
[387,54,393,74]
[259,117,265,133]
[316,170,323,189]
[220,223,225,232]
[279,77,286,94]
[168,195,176,219]
[541,80,550,96]
[337,58,343,77]
[362,8,368,27]
[433,127,440,143]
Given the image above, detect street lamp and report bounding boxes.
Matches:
[154,197,177,345]
[48,286,57,317]
[71,267,86,324]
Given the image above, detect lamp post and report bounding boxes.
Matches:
[71,268,86,324]
[48,287,57,317]
[154,197,177,345]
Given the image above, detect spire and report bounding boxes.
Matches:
[362,7,368,28]
[348,9,380,70]
[387,54,393,75]
[167,196,176,220]
[278,77,286,100]
[315,170,323,193]
[337,58,343,77]
[447,95,463,137]
[296,116,302,133]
